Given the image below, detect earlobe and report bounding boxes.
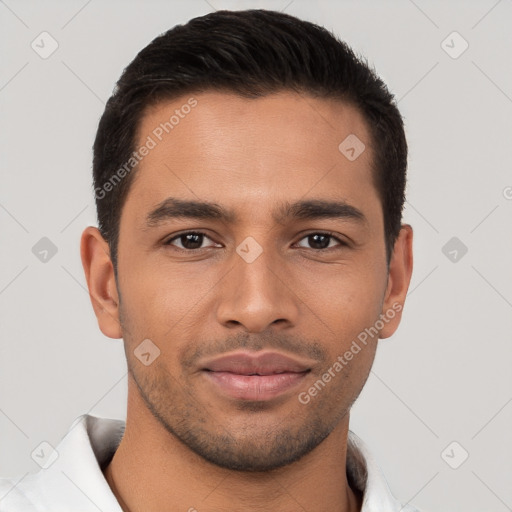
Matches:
[80,226,123,339]
[379,224,413,339]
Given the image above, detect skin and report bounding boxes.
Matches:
[81,91,413,512]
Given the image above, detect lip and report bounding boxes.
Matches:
[202,351,312,374]
[201,351,312,401]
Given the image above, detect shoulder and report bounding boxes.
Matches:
[0,475,39,511]
[347,430,427,512]
[0,415,125,512]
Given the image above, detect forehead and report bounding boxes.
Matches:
[124,91,379,225]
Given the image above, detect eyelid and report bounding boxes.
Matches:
[164,230,220,249]
[164,230,348,252]
[294,231,349,249]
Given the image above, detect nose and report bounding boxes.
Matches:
[215,243,301,333]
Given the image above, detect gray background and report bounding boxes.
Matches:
[1,0,511,510]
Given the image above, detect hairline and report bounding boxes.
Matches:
[109,87,389,276]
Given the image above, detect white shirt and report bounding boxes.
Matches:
[0,414,420,511]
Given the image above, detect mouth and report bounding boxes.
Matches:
[200,351,313,401]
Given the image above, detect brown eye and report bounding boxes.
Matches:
[166,232,218,250]
[296,233,345,250]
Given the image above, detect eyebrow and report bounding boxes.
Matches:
[144,197,367,228]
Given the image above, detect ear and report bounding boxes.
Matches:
[80,226,122,339]
[379,224,413,339]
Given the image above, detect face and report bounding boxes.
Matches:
[88,91,410,472]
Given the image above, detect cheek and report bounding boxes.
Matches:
[308,277,383,406]
[289,259,387,339]
[117,229,388,347]
[117,258,219,346]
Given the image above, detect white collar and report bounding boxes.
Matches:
[0,414,418,511]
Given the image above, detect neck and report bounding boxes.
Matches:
[103,379,362,512]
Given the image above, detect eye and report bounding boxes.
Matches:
[165,231,220,250]
[164,231,347,252]
[295,232,346,250]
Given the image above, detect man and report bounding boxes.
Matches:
[0,8,416,511]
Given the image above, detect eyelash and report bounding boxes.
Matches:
[164,231,348,251]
